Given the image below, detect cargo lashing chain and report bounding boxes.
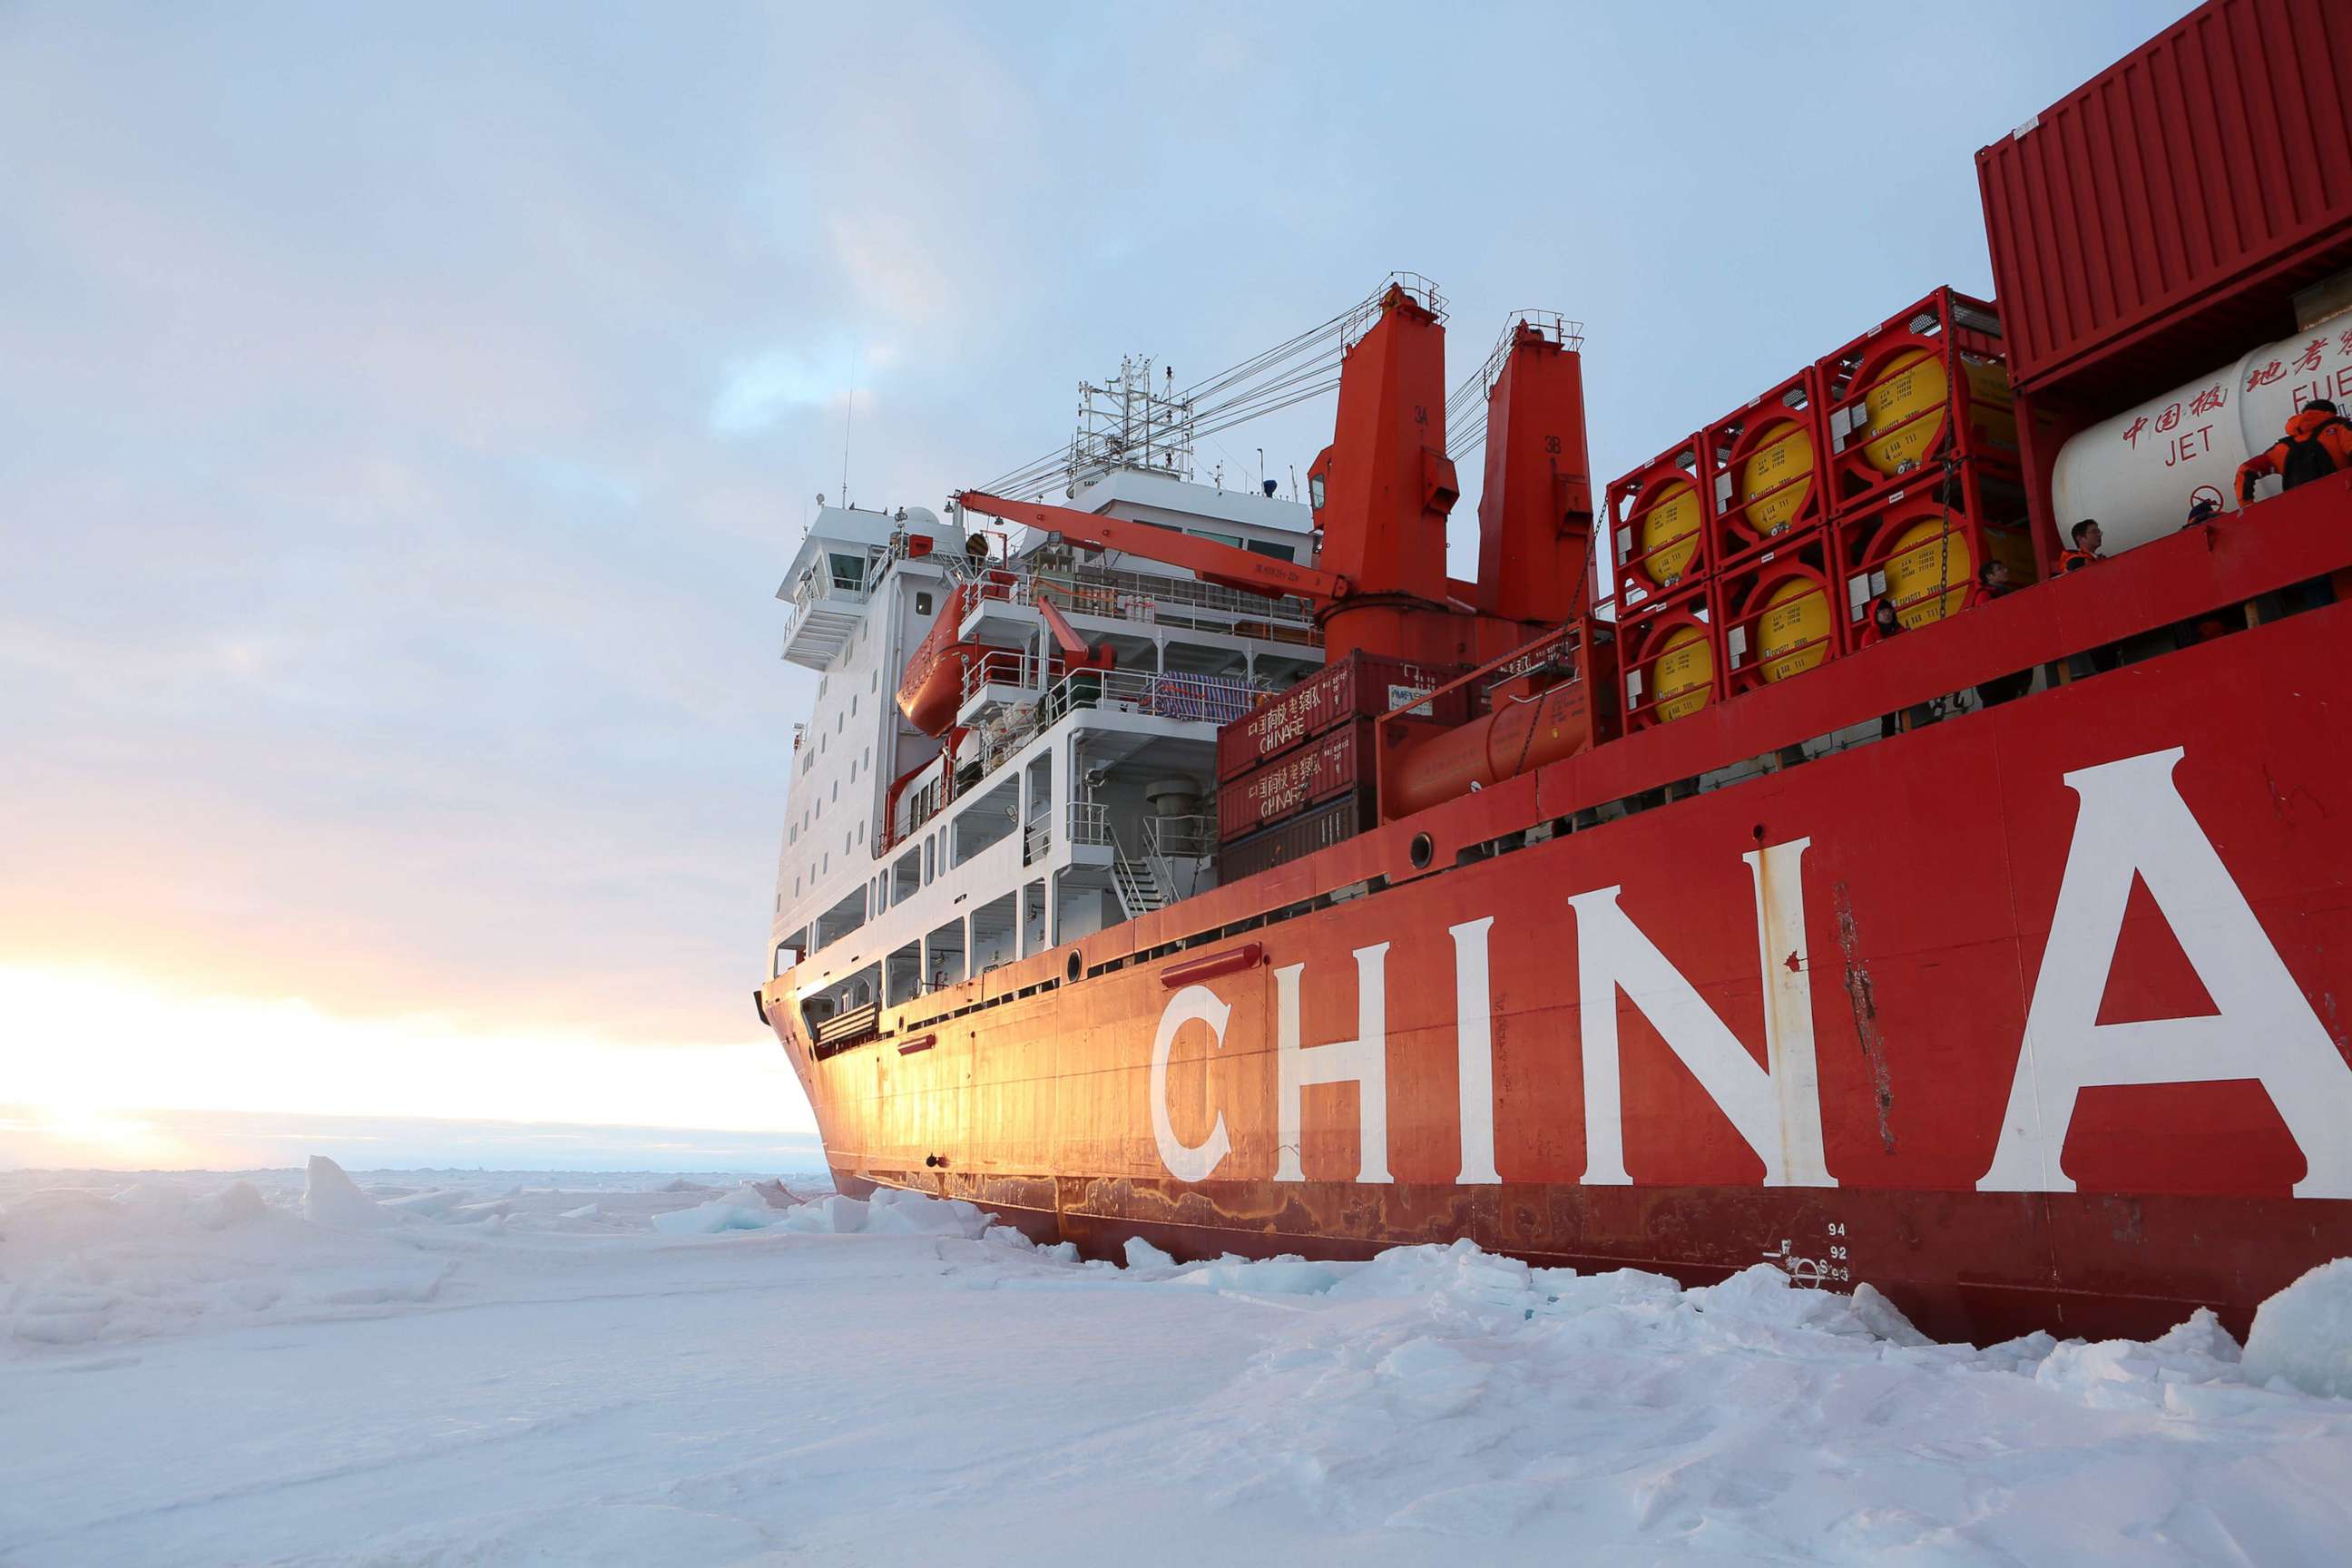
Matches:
[1877,454,1968,628]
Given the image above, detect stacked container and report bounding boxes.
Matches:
[1213,651,1468,878]
[1609,289,2037,724]
[1617,606,1719,730]
[1816,289,2034,635]
[1604,436,1717,729]
[1706,370,1844,698]
[1604,436,1710,618]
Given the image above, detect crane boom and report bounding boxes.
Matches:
[1034,593,1112,668]
[953,489,1347,604]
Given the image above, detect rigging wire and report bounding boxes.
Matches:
[974,280,1527,499]
[976,281,1396,499]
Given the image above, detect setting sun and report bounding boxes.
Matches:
[0,964,808,1155]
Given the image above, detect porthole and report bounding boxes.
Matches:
[1408,832,1434,869]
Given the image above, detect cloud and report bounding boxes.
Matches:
[710,340,863,436]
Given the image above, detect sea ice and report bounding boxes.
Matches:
[861,1188,992,1238]
[299,1155,396,1228]
[650,1186,783,1235]
[380,1187,473,1217]
[2243,1256,2352,1397]
[2,1165,2345,1567]
[779,1192,868,1233]
[188,1180,267,1230]
[1121,1236,1177,1274]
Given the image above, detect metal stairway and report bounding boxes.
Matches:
[1109,846,1171,921]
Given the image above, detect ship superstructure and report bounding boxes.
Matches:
[760,0,2352,1344]
[771,460,1327,1050]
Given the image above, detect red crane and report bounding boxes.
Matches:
[954,281,1618,817]
[949,490,1348,605]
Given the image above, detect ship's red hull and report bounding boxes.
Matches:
[769,521,2352,1346]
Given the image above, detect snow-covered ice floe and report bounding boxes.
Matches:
[2,1161,2347,1566]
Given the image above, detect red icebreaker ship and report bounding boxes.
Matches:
[760,0,2352,1343]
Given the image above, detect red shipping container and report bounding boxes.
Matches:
[1218,720,1406,840]
[1976,0,2352,398]
[1215,652,1467,782]
[1215,793,1375,885]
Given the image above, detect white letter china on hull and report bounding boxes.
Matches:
[1571,838,1836,1188]
[1979,748,2352,1198]
[1450,917,1502,1184]
[1151,985,1233,1182]
[1275,943,1393,1183]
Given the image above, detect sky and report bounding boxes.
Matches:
[0,0,2196,1170]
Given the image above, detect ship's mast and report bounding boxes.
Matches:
[1067,356,1197,496]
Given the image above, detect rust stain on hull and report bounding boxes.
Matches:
[1833,879,1897,1155]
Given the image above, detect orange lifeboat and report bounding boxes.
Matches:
[897,580,980,736]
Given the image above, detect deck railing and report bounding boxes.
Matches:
[1069,799,1112,847]
[961,646,1044,707]
[1144,812,1216,861]
[889,669,1254,873]
[968,665,1258,756]
[973,563,1319,643]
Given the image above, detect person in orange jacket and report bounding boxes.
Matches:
[2053,523,2119,675]
[1856,593,1902,648]
[2236,398,2352,504]
[1855,593,1931,736]
[1962,559,2016,610]
[1965,562,2033,707]
[2058,519,2104,573]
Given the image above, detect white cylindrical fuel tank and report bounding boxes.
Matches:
[2053,313,2352,553]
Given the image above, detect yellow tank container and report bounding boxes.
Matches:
[1882,514,1974,626]
[1751,573,1834,681]
[1735,420,1817,539]
[1651,621,1715,722]
[1859,349,2017,476]
[1878,509,2035,627]
[1636,479,1704,588]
